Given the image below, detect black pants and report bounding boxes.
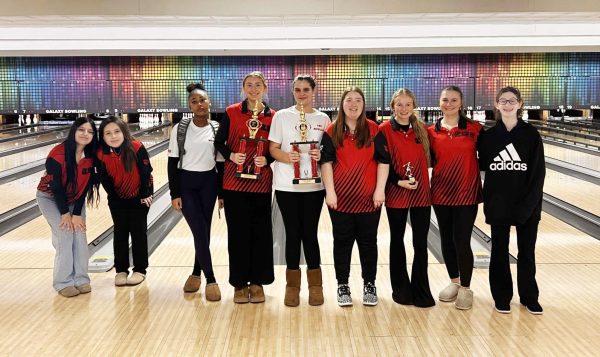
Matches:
[489,215,540,305]
[387,206,435,306]
[275,190,325,270]
[329,209,380,284]
[223,190,275,287]
[433,204,478,287]
[110,204,149,275]
[180,169,217,283]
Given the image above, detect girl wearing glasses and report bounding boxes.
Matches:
[477,86,545,315]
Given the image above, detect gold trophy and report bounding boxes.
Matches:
[290,103,320,184]
[403,161,416,184]
[235,100,265,179]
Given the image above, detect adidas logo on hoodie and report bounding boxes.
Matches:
[490,143,527,171]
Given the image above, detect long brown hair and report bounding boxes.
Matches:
[390,88,431,166]
[332,86,370,149]
[99,116,137,173]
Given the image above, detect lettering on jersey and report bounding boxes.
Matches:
[453,130,475,139]
[490,143,528,171]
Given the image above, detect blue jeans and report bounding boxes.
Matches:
[36,191,90,291]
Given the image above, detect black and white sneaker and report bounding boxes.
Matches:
[337,284,352,306]
[363,282,378,306]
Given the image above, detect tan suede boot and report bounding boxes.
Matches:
[284,269,301,307]
[249,284,265,303]
[306,268,324,306]
[205,283,221,302]
[183,275,201,293]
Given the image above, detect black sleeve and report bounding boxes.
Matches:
[46,157,69,215]
[265,140,275,165]
[216,161,225,198]
[373,132,390,164]
[214,112,232,160]
[476,126,487,171]
[72,194,86,216]
[374,132,400,184]
[136,145,154,198]
[167,157,181,200]
[98,160,117,200]
[319,132,336,163]
[514,131,546,225]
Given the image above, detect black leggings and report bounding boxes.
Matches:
[180,169,217,283]
[275,190,325,270]
[110,205,149,275]
[387,206,434,306]
[223,190,274,287]
[433,204,478,287]
[329,209,380,284]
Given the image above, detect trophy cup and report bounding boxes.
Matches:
[234,100,265,180]
[403,161,416,184]
[290,103,321,184]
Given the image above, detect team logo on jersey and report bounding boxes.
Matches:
[490,143,527,171]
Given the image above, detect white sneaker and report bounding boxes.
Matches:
[439,282,460,302]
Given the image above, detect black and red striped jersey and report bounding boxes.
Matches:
[374,120,431,208]
[215,100,275,193]
[427,117,483,206]
[321,120,379,213]
[97,140,154,205]
[37,143,95,215]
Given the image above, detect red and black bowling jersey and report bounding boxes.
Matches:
[217,101,275,193]
[321,120,379,213]
[37,143,94,215]
[97,140,154,204]
[375,120,431,209]
[427,117,483,206]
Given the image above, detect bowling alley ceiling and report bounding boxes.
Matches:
[1,12,599,55]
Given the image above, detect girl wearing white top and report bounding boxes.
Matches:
[167,83,223,302]
[269,74,331,307]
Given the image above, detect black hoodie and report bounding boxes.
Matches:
[477,119,546,226]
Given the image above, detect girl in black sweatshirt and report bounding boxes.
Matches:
[477,86,546,315]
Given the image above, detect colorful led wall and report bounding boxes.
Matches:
[0,53,599,114]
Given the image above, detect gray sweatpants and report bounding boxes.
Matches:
[36,191,90,291]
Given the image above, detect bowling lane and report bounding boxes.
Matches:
[0,128,171,215]
[0,125,69,141]
[544,169,600,217]
[0,127,70,153]
[540,130,600,148]
[0,151,169,269]
[474,206,600,264]
[0,123,157,172]
[544,143,600,172]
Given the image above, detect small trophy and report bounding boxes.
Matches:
[235,100,265,180]
[290,103,321,184]
[403,161,416,184]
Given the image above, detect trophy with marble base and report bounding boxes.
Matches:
[291,103,321,184]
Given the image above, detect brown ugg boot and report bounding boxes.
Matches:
[205,283,221,302]
[249,284,265,303]
[307,268,324,306]
[284,269,301,307]
[183,275,201,293]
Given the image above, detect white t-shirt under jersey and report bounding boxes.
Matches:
[168,120,222,171]
[268,106,330,192]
